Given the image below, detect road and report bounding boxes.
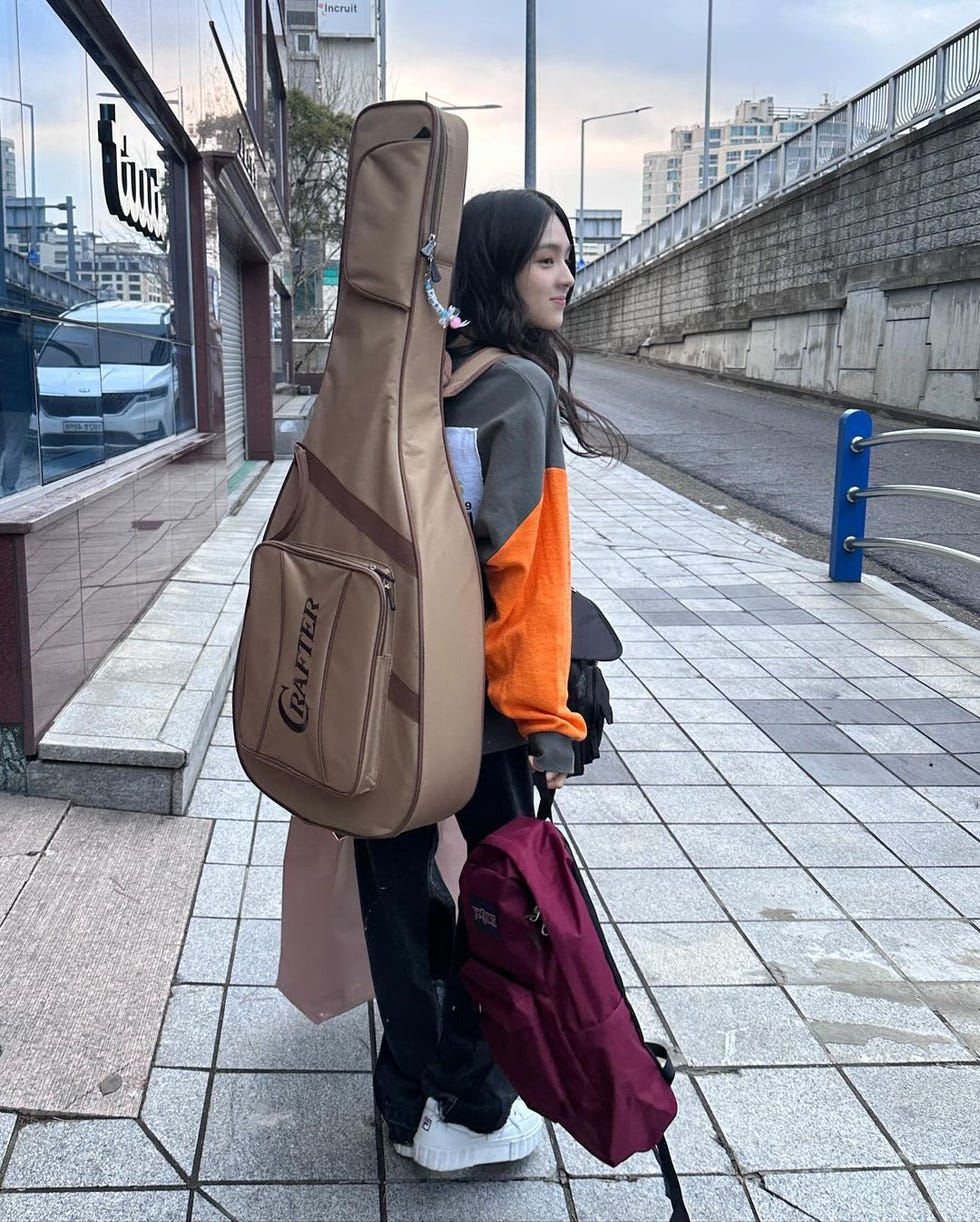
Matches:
[574,354,980,623]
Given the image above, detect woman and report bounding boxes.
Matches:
[354,189,624,1172]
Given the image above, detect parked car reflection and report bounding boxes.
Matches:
[36,301,177,477]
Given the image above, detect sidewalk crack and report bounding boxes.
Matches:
[747,1172,822,1220]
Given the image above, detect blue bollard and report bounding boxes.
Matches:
[829,409,873,582]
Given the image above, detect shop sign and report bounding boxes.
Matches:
[237,128,259,190]
[317,1,375,38]
[98,104,167,243]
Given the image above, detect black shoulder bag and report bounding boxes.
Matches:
[567,591,623,777]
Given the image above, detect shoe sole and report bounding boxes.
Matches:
[412,1124,543,1172]
[392,1143,413,1158]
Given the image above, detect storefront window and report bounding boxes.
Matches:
[0,0,193,499]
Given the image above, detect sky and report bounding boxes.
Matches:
[385,0,979,233]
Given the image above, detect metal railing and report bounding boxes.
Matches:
[574,20,980,302]
[829,409,980,582]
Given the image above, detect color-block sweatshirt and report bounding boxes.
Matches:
[444,352,586,775]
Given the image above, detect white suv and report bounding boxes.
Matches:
[36,301,177,452]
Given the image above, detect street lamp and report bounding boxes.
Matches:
[702,0,714,191]
[578,107,651,269]
[424,93,502,111]
[525,0,536,188]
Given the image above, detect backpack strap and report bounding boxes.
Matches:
[655,1136,690,1222]
[442,347,510,398]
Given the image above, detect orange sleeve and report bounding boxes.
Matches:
[483,466,586,743]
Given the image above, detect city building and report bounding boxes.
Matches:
[641,96,837,226]
[285,0,380,376]
[0,0,292,790]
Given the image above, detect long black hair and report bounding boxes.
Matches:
[451,189,626,461]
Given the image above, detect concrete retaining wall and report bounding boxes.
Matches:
[564,98,980,423]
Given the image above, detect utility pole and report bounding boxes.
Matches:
[525,0,536,188]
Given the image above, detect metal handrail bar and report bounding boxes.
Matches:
[843,536,980,573]
[846,484,980,510]
[851,428,980,451]
[573,19,980,301]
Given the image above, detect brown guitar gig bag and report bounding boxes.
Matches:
[232,101,485,838]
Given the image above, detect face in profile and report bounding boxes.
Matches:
[515,213,575,331]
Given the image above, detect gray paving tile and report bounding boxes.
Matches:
[879,753,980,787]
[841,724,943,755]
[556,786,659,823]
[187,779,260,821]
[826,786,952,822]
[177,918,236,985]
[567,751,633,785]
[141,1068,209,1176]
[201,1185,379,1221]
[918,983,980,1054]
[710,679,798,701]
[3,1119,181,1187]
[670,824,796,868]
[807,699,905,724]
[386,1181,568,1221]
[734,785,852,824]
[746,1170,933,1221]
[591,868,726,921]
[660,698,750,724]
[854,678,941,700]
[605,675,652,700]
[776,678,869,700]
[919,868,980,917]
[741,920,902,986]
[920,723,980,753]
[603,723,692,751]
[681,724,779,752]
[250,821,288,866]
[258,794,292,821]
[240,866,282,919]
[918,1169,980,1222]
[619,752,724,785]
[759,724,863,753]
[199,1073,375,1180]
[771,824,900,867]
[0,1115,13,1163]
[229,918,281,986]
[620,922,771,986]
[867,822,980,867]
[217,989,371,1070]
[914,787,980,821]
[812,866,959,919]
[846,1065,980,1163]
[571,1175,754,1222]
[788,983,971,1064]
[155,985,224,1068]
[861,919,980,982]
[884,698,980,723]
[606,697,673,723]
[657,985,828,1067]
[643,786,757,824]
[702,867,844,921]
[790,753,904,786]
[567,824,690,868]
[696,1067,901,1171]
[705,752,813,786]
[205,819,254,865]
[0,1192,189,1221]
[555,1073,734,1174]
[734,700,828,723]
[208,717,235,747]
[625,657,700,680]
[199,746,251,784]
[642,678,726,701]
[193,864,246,918]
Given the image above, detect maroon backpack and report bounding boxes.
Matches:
[459,789,689,1222]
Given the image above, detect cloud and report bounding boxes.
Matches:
[387,0,979,232]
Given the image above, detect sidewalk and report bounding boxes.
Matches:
[3,453,980,1220]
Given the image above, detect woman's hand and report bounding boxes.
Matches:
[530,758,568,789]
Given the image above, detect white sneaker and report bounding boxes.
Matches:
[392,1141,414,1158]
[411,1096,544,1172]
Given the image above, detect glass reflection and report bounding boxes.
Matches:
[0,308,38,496]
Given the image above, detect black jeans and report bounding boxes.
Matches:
[354,745,534,1145]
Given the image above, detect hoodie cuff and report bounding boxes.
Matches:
[527,731,576,775]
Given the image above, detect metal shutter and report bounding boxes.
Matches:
[220,240,246,476]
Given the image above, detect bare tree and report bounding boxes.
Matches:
[288,87,353,368]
